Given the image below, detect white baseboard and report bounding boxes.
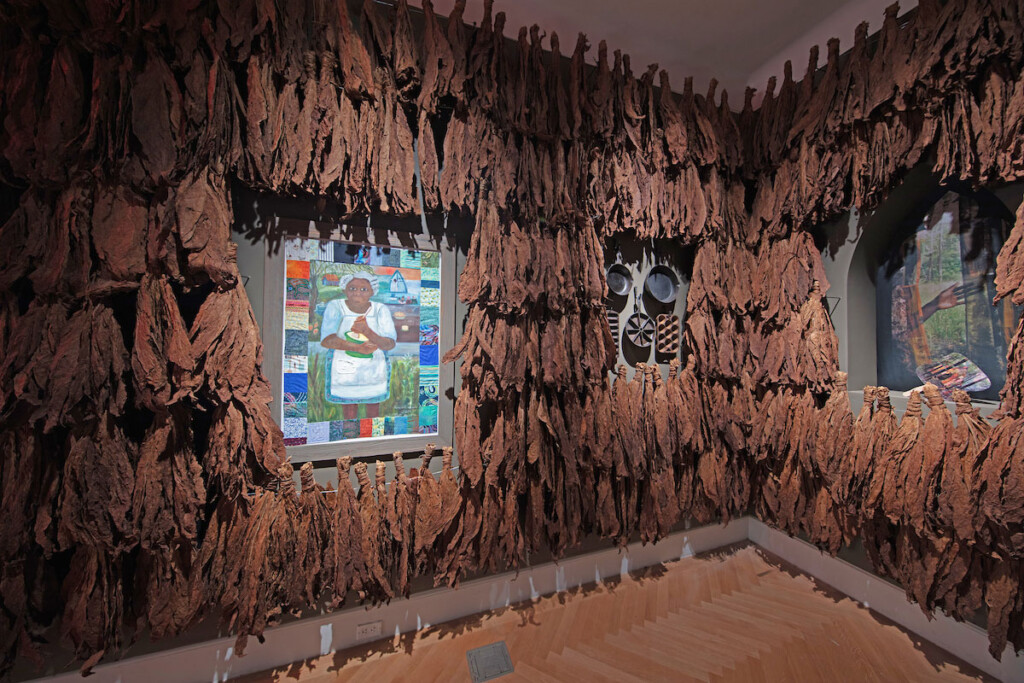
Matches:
[748,518,1024,682]
[32,517,1024,682]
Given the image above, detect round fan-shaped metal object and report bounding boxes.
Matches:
[624,311,654,348]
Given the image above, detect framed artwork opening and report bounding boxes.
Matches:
[261,218,457,462]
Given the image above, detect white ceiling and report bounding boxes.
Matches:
[430,0,918,106]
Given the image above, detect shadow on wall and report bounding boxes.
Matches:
[231,183,470,260]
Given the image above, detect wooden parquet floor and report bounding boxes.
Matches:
[245,544,990,683]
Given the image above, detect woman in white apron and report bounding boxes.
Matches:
[320,274,397,403]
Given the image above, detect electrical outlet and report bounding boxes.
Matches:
[355,620,383,642]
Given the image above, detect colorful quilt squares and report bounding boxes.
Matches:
[280,239,441,446]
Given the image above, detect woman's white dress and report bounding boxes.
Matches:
[320,299,397,402]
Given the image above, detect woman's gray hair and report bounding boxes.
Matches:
[339,272,378,295]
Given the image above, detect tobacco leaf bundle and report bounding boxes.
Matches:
[815,371,853,491]
[25,182,93,298]
[0,192,53,293]
[752,385,841,550]
[638,365,677,543]
[202,399,261,497]
[222,466,300,655]
[911,384,953,535]
[42,303,128,431]
[296,462,335,606]
[332,0,374,100]
[330,457,368,606]
[431,447,465,583]
[610,365,638,480]
[986,558,1024,659]
[837,386,876,511]
[864,388,898,516]
[0,425,60,674]
[58,415,136,555]
[386,453,417,597]
[171,171,237,287]
[872,390,923,524]
[392,0,421,102]
[649,367,679,537]
[436,455,482,588]
[417,0,454,115]
[241,55,281,187]
[91,183,148,282]
[312,53,350,197]
[694,377,754,523]
[934,390,987,540]
[753,232,829,324]
[680,76,718,167]
[190,285,287,476]
[979,414,1024,560]
[947,390,993,543]
[131,46,183,184]
[179,37,244,173]
[792,281,840,391]
[355,462,393,601]
[59,546,125,672]
[671,357,704,519]
[626,366,651,481]
[413,446,442,572]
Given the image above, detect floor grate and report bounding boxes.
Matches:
[466,641,514,682]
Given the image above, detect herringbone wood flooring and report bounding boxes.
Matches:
[247,544,989,682]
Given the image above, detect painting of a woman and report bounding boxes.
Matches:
[319,274,397,403]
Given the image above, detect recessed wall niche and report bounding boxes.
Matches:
[818,163,1024,414]
[603,236,694,372]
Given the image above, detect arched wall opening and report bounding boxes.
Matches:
[819,163,1024,416]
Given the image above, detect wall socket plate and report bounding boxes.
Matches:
[355,620,383,642]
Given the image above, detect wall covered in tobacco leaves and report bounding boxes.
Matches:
[2,0,1024,676]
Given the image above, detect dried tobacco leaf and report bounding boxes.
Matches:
[816,371,853,492]
[839,386,876,511]
[43,303,128,431]
[133,276,197,411]
[58,415,136,553]
[172,171,237,287]
[881,391,923,524]
[131,46,183,182]
[60,546,124,671]
[91,183,148,282]
[912,384,952,534]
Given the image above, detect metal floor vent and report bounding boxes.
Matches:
[466,641,514,682]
